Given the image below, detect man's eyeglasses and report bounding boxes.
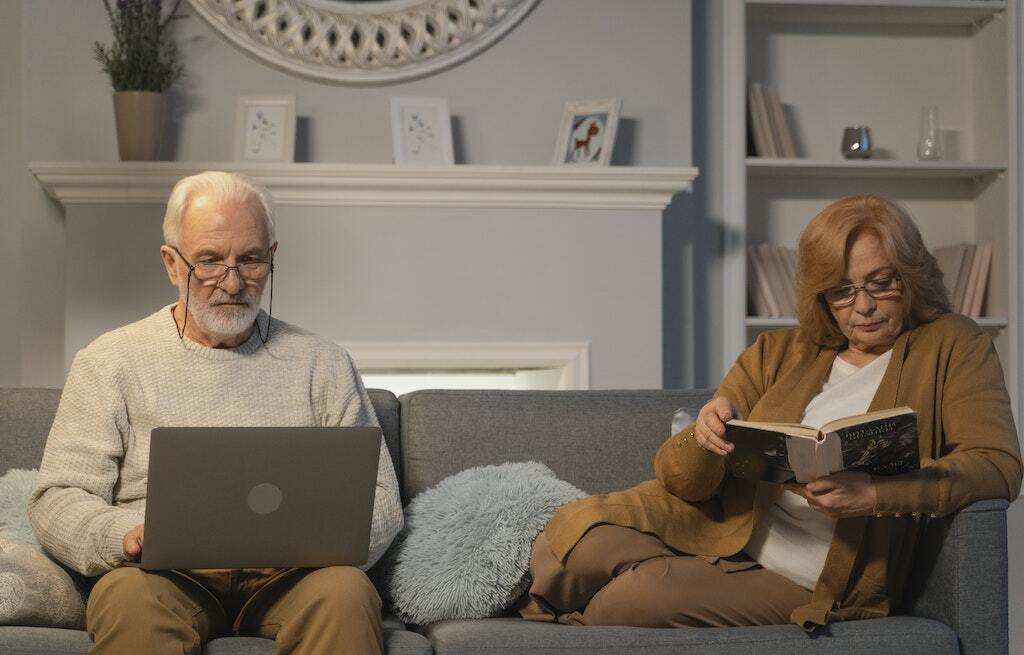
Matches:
[170,246,274,344]
[820,275,902,307]
[170,246,272,284]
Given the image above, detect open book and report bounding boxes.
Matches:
[725,407,919,484]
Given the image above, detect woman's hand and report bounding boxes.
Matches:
[693,396,740,457]
[786,471,877,518]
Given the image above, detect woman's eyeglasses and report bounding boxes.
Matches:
[821,275,902,307]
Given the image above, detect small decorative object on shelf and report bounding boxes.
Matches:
[390,97,455,166]
[95,0,184,161]
[552,98,621,166]
[917,105,942,160]
[841,126,872,159]
[234,96,297,163]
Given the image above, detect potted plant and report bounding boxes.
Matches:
[95,0,184,160]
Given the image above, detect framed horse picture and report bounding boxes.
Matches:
[552,98,621,166]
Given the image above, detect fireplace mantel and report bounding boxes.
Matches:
[30,161,697,211]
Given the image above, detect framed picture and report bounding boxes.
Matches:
[390,97,455,165]
[234,95,296,162]
[552,98,621,166]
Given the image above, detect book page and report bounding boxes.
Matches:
[787,436,829,483]
[727,419,817,439]
[819,406,913,433]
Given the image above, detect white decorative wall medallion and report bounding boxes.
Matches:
[187,0,541,85]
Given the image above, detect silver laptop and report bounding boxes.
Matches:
[139,426,380,570]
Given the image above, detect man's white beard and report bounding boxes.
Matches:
[182,283,262,340]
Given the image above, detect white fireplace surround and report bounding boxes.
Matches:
[29,161,697,210]
[344,341,591,390]
[32,161,696,389]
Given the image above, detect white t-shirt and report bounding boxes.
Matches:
[743,350,892,590]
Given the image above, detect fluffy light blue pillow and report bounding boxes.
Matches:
[385,461,586,625]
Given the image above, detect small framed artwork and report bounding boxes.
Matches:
[390,97,455,165]
[234,95,297,162]
[552,98,622,166]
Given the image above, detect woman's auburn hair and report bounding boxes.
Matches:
[795,194,953,348]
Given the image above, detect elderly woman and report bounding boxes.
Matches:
[518,195,1022,630]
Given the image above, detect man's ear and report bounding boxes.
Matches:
[160,245,180,287]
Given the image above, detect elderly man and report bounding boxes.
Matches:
[28,171,403,655]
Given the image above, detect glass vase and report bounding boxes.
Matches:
[917,106,941,160]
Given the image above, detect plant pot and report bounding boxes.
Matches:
[112,91,165,161]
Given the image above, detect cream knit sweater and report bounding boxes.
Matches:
[28,305,403,577]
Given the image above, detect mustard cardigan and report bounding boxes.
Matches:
[545,313,1022,629]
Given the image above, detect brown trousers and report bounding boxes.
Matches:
[519,525,811,628]
[86,566,382,655]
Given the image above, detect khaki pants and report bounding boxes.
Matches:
[519,525,811,628]
[86,566,382,655]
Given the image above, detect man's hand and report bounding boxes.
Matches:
[785,471,877,519]
[693,396,741,457]
[122,524,144,561]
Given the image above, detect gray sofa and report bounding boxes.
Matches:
[0,387,1011,654]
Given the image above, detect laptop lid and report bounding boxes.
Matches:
[141,426,380,570]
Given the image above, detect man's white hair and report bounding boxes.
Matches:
[163,171,276,247]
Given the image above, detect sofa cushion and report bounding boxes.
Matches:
[0,538,85,630]
[368,389,402,488]
[0,389,62,475]
[399,389,714,500]
[386,462,585,625]
[0,615,431,654]
[423,615,958,655]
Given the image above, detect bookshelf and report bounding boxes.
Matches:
[718,0,1019,408]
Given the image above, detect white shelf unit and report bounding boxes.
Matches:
[720,0,1019,410]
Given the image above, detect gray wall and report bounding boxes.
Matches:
[0,0,694,389]
[64,204,665,388]
[0,1,21,387]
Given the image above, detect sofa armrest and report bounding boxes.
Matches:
[905,498,1010,655]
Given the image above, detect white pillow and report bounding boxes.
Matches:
[0,537,86,629]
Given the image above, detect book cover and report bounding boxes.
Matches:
[726,407,918,483]
[829,410,919,478]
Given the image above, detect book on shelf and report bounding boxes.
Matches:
[747,81,798,158]
[961,244,981,316]
[747,243,797,318]
[726,407,919,484]
[933,243,968,308]
[763,84,797,158]
[967,242,992,319]
[748,82,777,157]
[758,242,795,316]
[930,242,992,319]
[747,246,780,317]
